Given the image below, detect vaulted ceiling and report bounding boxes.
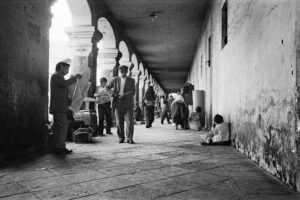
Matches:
[94,0,210,92]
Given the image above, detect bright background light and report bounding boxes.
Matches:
[49,0,72,74]
[50,0,72,40]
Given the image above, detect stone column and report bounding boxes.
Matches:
[65,25,94,74]
[97,47,119,85]
[131,67,141,105]
[65,25,94,111]
[138,74,146,107]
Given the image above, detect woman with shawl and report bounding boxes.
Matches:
[170,93,189,130]
[143,85,156,128]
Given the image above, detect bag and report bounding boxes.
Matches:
[73,127,93,143]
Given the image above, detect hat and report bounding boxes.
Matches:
[119,65,128,71]
[60,58,71,65]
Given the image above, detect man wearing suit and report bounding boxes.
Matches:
[107,65,136,143]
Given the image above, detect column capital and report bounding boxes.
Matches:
[139,74,146,81]
[65,25,94,56]
[131,69,141,79]
[98,48,119,59]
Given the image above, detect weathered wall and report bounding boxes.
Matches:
[189,0,299,190]
[0,1,52,161]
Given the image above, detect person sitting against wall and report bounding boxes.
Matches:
[170,93,189,130]
[201,114,230,145]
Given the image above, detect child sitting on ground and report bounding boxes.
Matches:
[201,114,230,145]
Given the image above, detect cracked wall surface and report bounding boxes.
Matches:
[189,0,300,191]
[0,1,52,161]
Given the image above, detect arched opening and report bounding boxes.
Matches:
[97,17,117,86]
[130,54,139,104]
[49,0,72,120]
[118,41,130,76]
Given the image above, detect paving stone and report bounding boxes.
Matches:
[49,164,91,175]
[0,183,28,198]
[18,176,70,191]
[175,160,222,172]
[132,161,167,171]
[244,194,300,200]
[104,184,169,200]
[3,169,55,183]
[97,164,140,176]
[33,184,92,200]
[140,176,201,199]
[236,180,294,195]
[117,170,167,185]
[0,193,38,200]
[147,166,195,178]
[74,193,123,200]
[109,158,144,165]
[134,154,168,161]
[78,176,137,193]
[61,169,110,183]
[158,185,244,200]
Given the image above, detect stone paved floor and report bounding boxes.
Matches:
[0,119,299,200]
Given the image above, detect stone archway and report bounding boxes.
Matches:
[130,54,140,105]
[118,41,131,76]
[138,63,146,107]
[96,17,118,85]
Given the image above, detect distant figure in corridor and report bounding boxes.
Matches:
[49,59,82,154]
[160,95,170,124]
[143,85,156,128]
[201,114,230,145]
[107,65,135,144]
[134,102,143,122]
[171,93,189,130]
[94,77,113,136]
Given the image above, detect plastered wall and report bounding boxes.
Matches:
[0,1,52,160]
[189,0,300,190]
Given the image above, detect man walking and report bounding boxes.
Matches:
[107,65,135,144]
[50,59,81,154]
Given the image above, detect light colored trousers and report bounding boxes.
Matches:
[53,113,68,149]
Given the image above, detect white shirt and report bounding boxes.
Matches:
[95,86,111,104]
[212,122,230,142]
[119,77,126,96]
[160,98,166,110]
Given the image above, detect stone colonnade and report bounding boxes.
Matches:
[65,0,166,110]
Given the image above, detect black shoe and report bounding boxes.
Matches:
[161,122,164,124]
[63,148,73,154]
[50,148,64,154]
[127,140,135,144]
[146,126,150,128]
[201,142,210,146]
[51,148,72,155]
[119,139,125,143]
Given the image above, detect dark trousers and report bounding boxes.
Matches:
[98,102,112,134]
[115,100,134,141]
[161,108,170,123]
[52,113,68,150]
[145,106,155,127]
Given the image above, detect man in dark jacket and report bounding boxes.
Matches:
[50,60,81,154]
[107,65,135,144]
